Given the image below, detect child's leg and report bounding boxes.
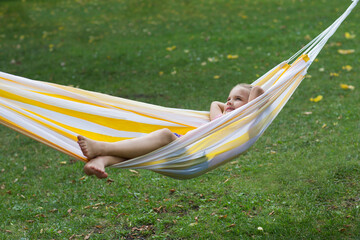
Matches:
[83,155,125,179]
[77,128,178,160]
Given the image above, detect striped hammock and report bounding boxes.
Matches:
[0,0,357,179]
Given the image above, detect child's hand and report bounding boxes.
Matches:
[249,86,264,102]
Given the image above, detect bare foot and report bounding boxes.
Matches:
[83,157,108,179]
[77,135,103,159]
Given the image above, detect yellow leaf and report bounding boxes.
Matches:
[330,72,339,77]
[310,95,323,102]
[49,44,54,52]
[340,84,355,90]
[213,75,220,79]
[338,49,355,55]
[344,32,356,39]
[227,54,239,59]
[342,65,353,71]
[166,46,176,51]
[159,71,164,76]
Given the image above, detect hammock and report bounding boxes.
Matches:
[0,1,357,179]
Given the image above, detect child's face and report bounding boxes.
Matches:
[224,86,250,113]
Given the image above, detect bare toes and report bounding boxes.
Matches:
[89,166,108,179]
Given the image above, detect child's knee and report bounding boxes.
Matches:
[157,128,177,143]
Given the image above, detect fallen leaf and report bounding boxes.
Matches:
[303,112,313,115]
[227,54,239,59]
[166,46,176,51]
[338,49,355,55]
[340,84,355,90]
[344,32,356,39]
[342,65,353,71]
[304,35,311,40]
[208,57,218,62]
[49,208,58,213]
[129,169,139,174]
[310,95,323,102]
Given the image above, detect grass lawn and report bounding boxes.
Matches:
[0,0,359,239]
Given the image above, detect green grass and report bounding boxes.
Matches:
[0,0,359,239]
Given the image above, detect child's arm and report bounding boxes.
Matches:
[248,86,265,102]
[210,101,225,121]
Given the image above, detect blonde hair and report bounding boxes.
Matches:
[234,83,253,92]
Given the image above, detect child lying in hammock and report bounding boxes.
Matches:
[77,84,264,178]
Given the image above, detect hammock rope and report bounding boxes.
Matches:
[0,1,357,179]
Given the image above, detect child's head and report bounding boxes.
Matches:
[224,84,253,113]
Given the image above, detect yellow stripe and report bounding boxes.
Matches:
[0,113,86,162]
[25,109,130,142]
[272,63,291,85]
[0,89,194,135]
[253,63,288,87]
[33,90,198,129]
[30,91,108,108]
[48,82,210,122]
